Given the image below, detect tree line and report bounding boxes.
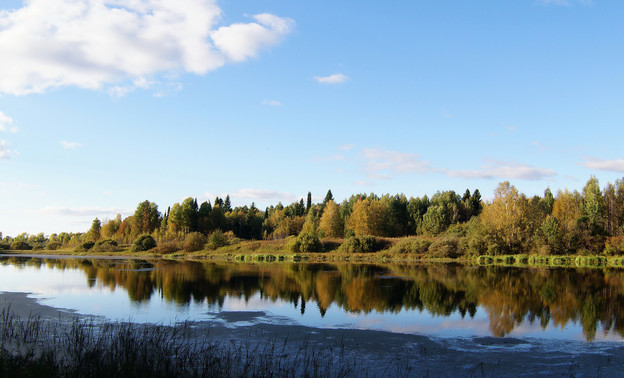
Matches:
[2,176,624,256]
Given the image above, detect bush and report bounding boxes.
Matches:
[183,232,207,252]
[0,243,10,250]
[205,230,229,250]
[45,241,62,250]
[91,240,120,252]
[10,241,33,251]
[338,236,381,253]
[131,235,157,252]
[74,241,95,252]
[156,241,180,254]
[288,233,323,253]
[604,236,624,256]
[389,237,432,254]
[427,237,461,258]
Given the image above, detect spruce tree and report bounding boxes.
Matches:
[323,190,334,204]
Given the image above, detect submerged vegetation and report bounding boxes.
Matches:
[3,176,624,260]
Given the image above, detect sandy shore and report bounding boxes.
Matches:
[2,291,623,376]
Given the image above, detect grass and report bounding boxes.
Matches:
[0,307,416,377]
[4,235,624,269]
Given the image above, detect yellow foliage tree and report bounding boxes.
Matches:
[318,200,344,237]
[346,198,389,236]
[480,182,528,253]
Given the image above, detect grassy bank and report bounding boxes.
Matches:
[4,236,624,269]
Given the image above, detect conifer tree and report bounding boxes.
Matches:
[323,190,334,204]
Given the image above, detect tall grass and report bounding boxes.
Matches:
[0,308,409,377]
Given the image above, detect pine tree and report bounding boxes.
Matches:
[306,192,312,213]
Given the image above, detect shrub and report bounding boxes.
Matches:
[338,236,380,253]
[74,241,95,252]
[10,241,33,250]
[156,241,180,254]
[288,233,323,253]
[427,236,461,258]
[205,230,228,250]
[388,237,432,254]
[45,241,62,250]
[183,232,207,252]
[0,243,10,250]
[91,240,120,252]
[604,236,624,256]
[131,235,157,252]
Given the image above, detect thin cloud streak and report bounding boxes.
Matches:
[580,157,624,172]
[39,206,131,217]
[60,141,82,150]
[314,73,348,84]
[204,188,302,205]
[445,162,556,181]
[0,111,18,133]
[0,140,17,160]
[361,148,433,174]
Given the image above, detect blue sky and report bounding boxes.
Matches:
[1,0,624,236]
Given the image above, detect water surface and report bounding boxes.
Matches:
[1,255,623,342]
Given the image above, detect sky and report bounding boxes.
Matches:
[1,0,624,236]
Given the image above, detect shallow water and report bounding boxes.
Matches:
[1,255,623,342]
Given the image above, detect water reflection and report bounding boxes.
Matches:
[1,256,624,342]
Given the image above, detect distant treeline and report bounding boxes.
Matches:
[2,176,624,256]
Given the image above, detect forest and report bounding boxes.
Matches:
[2,176,624,258]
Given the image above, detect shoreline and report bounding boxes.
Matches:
[2,249,624,270]
[1,291,624,376]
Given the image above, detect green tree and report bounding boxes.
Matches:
[323,190,334,204]
[224,195,232,212]
[88,218,101,242]
[407,195,429,234]
[306,192,312,213]
[180,197,199,234]
[133,200,160,235]
[581,176,606,235]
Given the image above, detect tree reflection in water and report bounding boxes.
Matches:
[2,256,624,341]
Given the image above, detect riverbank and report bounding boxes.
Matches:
[3,236,624,270]
[1,291,623,377]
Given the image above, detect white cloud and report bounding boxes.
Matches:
[211,13,294,62]
[0,111,18,133]
[108,76,158,97]
[338,144,355,151]
[580,157,624,172]
[360,148,432,176]
[260,99,282,106]
[445,161,556,180]
[314,73,348,84]
[0,0,294,95]
[60,141,82,150]
[0,140,17,160]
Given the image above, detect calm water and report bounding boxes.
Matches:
[1,255,623,342]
